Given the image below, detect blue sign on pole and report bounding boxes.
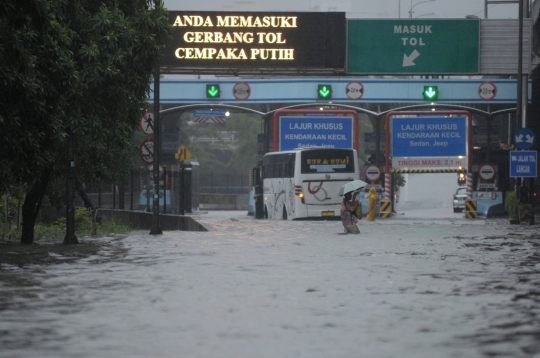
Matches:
[513,128,536,150]
[510,150,537,177]
[194,109,226,117]
[279,116,354,151]
[392,117,467,157]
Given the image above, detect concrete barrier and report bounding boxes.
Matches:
[472,192,504,217]
[76,192,249,212]
[99,209,208,232]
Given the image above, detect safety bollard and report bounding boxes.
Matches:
[379,201,391,218]
[518,204,533,224]
[465,200,477,219]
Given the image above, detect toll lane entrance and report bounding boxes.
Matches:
[384,111,474,216]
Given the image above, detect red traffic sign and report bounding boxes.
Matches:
[479,164,495,181]
[478,82,497,101]
[233,82,251,100]
[365,165,381,181]
[140,139,154,164]
[346,81,364,100]
[140,110,154,135]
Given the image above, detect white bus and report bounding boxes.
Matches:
[255,147,359,220]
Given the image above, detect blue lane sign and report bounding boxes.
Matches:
[510,150,537,177]
[392,116,467,157]
[194,109,226,117]
[279,116,354,151]
[513,128,536,150]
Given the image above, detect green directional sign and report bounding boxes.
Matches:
[317,85,332,99]
[206,84,220,98]
[347,19,479,74]
[423,86,438,100]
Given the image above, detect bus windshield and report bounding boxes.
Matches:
[300,149,356,174]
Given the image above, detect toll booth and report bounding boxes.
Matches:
[138,189,171,213]
[472,191,504,217]
[473,163,505,217]
[138,165,172,212]
[359,186,382,217]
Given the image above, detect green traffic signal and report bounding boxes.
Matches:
[317,85,332,99]
[422,86,438,100]
[206,84,220,98]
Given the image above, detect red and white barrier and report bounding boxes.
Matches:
[467,172,473,199]
[385,173,391,201]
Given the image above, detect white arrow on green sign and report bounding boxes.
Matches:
[318,86,331,98]
[423,86,437,99]
[347,19,480,74]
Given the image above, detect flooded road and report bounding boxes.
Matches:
[1,207,540,357]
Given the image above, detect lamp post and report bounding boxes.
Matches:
[409,0,436,19]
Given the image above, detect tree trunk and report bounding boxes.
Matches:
[3,196,9,239]
[76,177,100,232]
[91,208,98,236]
[20,170,51,245]
[77,177,95,209]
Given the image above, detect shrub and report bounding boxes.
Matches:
[504,191,519,220]
[34,208,130,241]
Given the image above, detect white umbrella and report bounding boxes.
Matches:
[338,179,368,196]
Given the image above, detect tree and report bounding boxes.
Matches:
[0,0,171,244]
[0,0,76,195]
[224,113,261,177]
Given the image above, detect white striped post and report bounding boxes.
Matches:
[385,173,391,201]
[467,172,473,200]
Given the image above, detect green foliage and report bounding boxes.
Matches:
[225,113,261,174]
[394,174,406,188]
[0,192,24,239]
[504,191,518,219]
[34,208,130,241]
[69,0,172,186]
[181,112,261,183]
[0,0,77,193]
[0,0,171,242]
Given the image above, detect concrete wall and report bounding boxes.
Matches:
[199,194,249,210]
[79,193,249,211]
[99,209,208,232]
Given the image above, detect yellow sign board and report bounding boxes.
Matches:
[175,145,193,161]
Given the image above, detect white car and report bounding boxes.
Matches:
[453,187,467,213]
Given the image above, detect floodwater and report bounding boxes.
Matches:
[1,204,540,358]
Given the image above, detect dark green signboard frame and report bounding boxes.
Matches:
[347,19,480,74]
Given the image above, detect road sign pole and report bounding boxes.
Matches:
[516,0,524,193]
[179,161,185,215]
[150,69,162,235]
[63,126,79,245]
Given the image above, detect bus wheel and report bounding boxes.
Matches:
[282,206,288,220]
[264,206,268,219]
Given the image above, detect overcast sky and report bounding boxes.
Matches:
[163,0,523,19]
